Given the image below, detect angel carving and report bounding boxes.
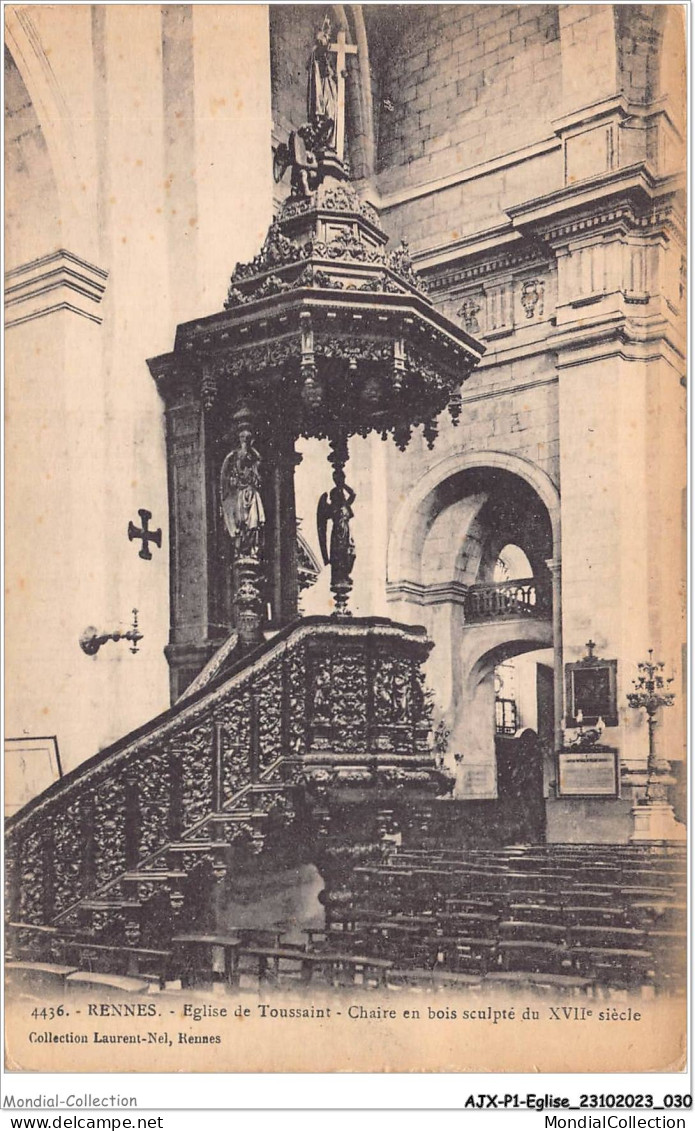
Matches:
[317,467,356,611]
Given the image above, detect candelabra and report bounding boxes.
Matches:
[626,649,675,803]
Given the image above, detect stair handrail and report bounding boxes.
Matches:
[7,616,425,833]
[7,615,432,932]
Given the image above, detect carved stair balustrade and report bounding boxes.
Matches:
[5,617,447,947]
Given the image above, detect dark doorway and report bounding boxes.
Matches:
[495,729,545,842]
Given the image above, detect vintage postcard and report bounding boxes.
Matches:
[3,2,687,1076]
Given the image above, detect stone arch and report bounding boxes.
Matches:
[614,4,671,106]
[386,451,560,803]
[4,43,62,268]
[452,626,555,802]
[5,7,98,261]
[387,449,561,589]
[466,629,555,697]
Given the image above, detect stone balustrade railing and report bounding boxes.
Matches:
[463,577,551,624]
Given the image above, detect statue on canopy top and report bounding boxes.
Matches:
[307,15,338,151]
[286,123,322,197]
[273,15,350,197]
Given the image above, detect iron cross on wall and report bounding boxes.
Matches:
[128,509,162,560]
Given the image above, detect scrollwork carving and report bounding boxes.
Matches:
[324,646,368,752]
[53,798,83,914]
[223,339,301,380]
[178,723,213,828]
[286,645,307,752]
[93,777,127,889]
[373,657,412,725]
[254,666,284,768]
[135,746,170,860]
[19,831,44,923]
[219,696,251,803]
[230,223,306,287]
[315,336,391,362]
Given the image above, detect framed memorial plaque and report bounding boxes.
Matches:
[557,748,620,798]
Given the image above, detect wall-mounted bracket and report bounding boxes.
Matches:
[80,609,143,656]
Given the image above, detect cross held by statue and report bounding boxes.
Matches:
[128,509,162,560]
[328,28,357,162]
[308,20,357,163]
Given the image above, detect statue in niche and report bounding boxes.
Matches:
[317,465,356,607]
[392,667,411,723]
[220,430,266,558]
[307,15,338,150]
[312,662,332,721]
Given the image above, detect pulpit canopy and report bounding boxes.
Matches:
[148,180,484,452]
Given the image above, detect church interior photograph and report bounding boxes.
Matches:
[4,2,687,1020]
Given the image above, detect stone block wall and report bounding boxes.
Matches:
[371,4,561,191]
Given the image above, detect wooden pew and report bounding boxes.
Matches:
[65,971,151,996]
[56,940,173,989]
[499,920,566,944]
[569,925,647,950]
[570,947,654,989]
[6,961,79,995]
[172,933,241,988]
[497,939,571,975]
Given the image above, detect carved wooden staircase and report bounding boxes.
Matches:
[6,616,450,948]
[57,760,302,943]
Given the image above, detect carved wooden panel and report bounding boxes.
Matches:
[93,777,127,888]
[53,798,83,915]
[254,665,284,768]
[308,643,369,752]
[135,745,171,859]
[219,696,251,803]
[19,831,44,923]
[179,721,214,828]
[6,620,437,936]
[286,645,307,753]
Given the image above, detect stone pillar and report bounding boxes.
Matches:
[163,386,212,699]
[265,429,299,629]
[545,557,564,753]
[453,670,498,800]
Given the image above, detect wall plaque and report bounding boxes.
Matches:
[557,748,619,798]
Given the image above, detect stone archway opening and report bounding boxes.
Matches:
[491,546,554,815]
[387,459,559,826]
